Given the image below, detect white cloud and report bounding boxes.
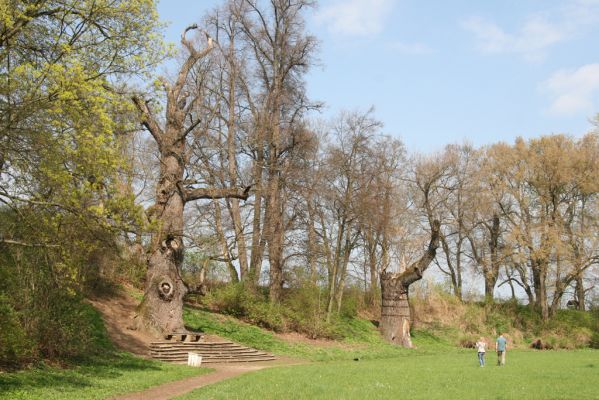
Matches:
[461,0,599,62]
[316,0,395,37]
[542,64,599,116]
[389,41,434,55]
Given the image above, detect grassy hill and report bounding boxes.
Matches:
[186,284,599,354]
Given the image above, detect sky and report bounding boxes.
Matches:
[157,0,599,153]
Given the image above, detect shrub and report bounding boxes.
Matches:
[34,291,112,359]
[0,295,34,369]
[204,283,286,332]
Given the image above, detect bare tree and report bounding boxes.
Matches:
[380,220,440,347]
[132,26,249,334]
[230,0,318,300]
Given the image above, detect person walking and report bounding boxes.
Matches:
[475,337,487,367]
[496,333,507,366]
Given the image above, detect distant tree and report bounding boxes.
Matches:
[485,135,599,320]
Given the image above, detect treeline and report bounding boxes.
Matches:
[1,0,598,368]
[163,1,599,326]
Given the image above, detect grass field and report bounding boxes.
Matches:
[177,350,599,400]
[0,353,211,400]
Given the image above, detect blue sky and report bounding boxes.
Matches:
[157,0,599,152]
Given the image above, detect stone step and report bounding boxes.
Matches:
[153,353,274,359]
[150,343,243,348]
[150,350,268,357]
[150,343,244,349]
[152,356,276,364]
[149,337,275,364]
[150,347,251,353]
[150,340,235,345]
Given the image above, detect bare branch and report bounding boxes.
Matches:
[0,238,59,248]
[132,95,164,148]
[179,183,252,202]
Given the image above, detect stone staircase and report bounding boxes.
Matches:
[149,336,276,364]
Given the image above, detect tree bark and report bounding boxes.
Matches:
[532,259,549,321]
[380,276,412,347]
[575,275,586,311]
[132,26,248,335]
[138,139,187,334]
[379,220,440,347]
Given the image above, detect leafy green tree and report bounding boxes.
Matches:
[0,0,164,367]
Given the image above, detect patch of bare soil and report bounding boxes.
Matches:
[88,289,155,357]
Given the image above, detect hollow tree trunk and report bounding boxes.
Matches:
[380,275,412,347]
[138,147,187,334]
[379,220,440,347]
[132,27,250,336]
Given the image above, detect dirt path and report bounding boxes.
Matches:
[90,288,308,399]
[109,359,305,400]
[88,290,154,357]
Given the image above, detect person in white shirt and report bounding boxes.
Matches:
[475,337,487,367]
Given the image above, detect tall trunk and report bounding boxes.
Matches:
[268,219,284,302]
[138,141,187,334]
[326,218,345,321]
[484,272,498,303]
[575,275,586,311]
[485,214,500,303]
[335,235,353,313]
[306,193,318,284]
[226,39,249,280]
[366,231,379,307]
[214,201,239,283]
[249,142,265,284]
[532,260,549,321]
[266,90,284,302]
[379,220,440,347]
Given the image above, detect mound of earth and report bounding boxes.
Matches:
[88,289,154,357]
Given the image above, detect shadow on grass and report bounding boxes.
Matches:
[0,353,162,395]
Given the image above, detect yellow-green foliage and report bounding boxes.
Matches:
[0,0,165,368]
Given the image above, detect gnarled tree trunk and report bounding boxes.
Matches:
[380,220,440,347]
[133,26,249,335]
[380,276,412,347]
[137,138,187,334]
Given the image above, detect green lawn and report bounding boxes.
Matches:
[0,353,212,400]
[177,350,599,400]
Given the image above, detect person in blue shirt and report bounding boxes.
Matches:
[496,333,507,366]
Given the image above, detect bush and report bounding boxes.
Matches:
[283,286,342,339]
[204,283,286,331]
[34,292,112,359]
[0,295,34,369]
[204,283,361,340]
